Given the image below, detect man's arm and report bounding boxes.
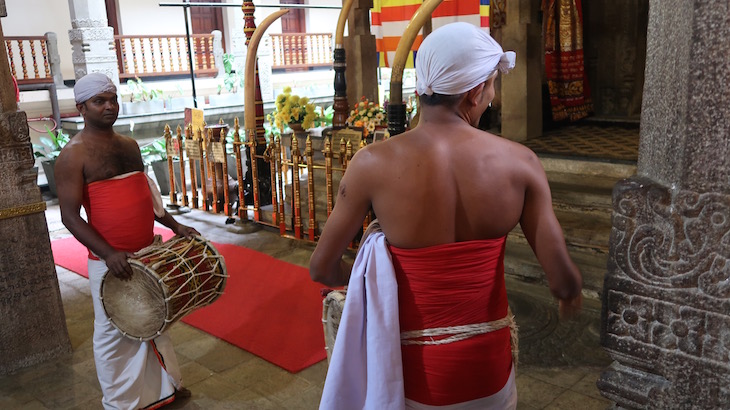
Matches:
[55,144,134,280]
[519,151,583,316]
[310,149,374,287]
[155,211,199,237]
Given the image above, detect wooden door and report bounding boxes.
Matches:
[280,0,305,33]
[190,0,225,70]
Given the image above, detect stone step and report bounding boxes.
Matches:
[505,234,608,297]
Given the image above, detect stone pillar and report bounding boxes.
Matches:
[67,0,119,85]
[345,0,378,107]
[0,12,72,375]
[598,1,730,408]
[213,30,225,78]
[257,35,274,102]
[499,0,542,141]
[45,32,65,88]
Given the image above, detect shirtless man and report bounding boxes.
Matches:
[55,72,194,409]
[311,23,583,408]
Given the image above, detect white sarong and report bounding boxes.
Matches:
[89,258,182,410]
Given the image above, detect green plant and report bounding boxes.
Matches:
[33,127,70,161]
[139,137,167,164]
[219,53,243,94]
[315,105,334,128]
[126,77,164,102]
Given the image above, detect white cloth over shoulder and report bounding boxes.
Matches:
[319,230,405,410]
[416,22,516,96]
[74,72,117,104]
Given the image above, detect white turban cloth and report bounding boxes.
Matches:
[74,72,117,104]
[416,22,516,96]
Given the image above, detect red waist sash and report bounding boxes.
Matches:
[83,172,155,259]
[388,237,511,406]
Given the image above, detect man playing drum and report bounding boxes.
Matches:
[55,72,197,409]
[310,22,583,409]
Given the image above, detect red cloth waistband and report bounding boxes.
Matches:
[388,238,512,406]
[83,172,155,259]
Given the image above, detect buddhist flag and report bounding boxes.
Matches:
[372,0,490,68]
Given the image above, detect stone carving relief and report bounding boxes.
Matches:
[68,27,114,42]
[606,290,730,365]
[71,18,108,29]
[0,112,30,146]
[610,178,730,298]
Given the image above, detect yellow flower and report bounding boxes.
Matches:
[283,86,292,93]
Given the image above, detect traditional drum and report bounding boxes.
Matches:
[100,235,227,341]
[322,289,347,363]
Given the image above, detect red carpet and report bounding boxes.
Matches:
[50,228,327,373]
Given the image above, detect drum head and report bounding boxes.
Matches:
[101,262,167,341]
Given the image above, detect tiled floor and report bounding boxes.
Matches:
[521,124,639,163]
[0,201,614,409]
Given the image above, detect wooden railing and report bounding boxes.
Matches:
[270,33,333,71]
[5,34,56,85]
[114,33,218,79]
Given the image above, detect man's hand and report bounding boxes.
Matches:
[558,293,583,320]
[174,223,200,238]
[104,251,135,281]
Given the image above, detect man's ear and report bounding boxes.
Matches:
[76,102,85,115]
[465,83,485,106]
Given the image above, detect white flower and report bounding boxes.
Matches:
[129,120,135,133]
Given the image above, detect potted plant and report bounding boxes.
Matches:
[33,127,70,196]
[267,86,317,133]
[165,85,195,112]
[140,137,175,195]
[122,77,165,115]
[347,96,387,136]
[208,53,244,107]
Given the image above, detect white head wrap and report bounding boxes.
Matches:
[74,72,117,104]
[416,22,516,96]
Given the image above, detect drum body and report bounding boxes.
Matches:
[101,235,227,341]
[322,289,347,363]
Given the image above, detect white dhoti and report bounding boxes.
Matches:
[89,258,183,410]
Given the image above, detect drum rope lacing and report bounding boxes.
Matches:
[133,235,227,323]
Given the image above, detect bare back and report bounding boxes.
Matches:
[352,123,538,248]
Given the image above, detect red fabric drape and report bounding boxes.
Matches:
[389,238,512,406]
[83,173,155,258]
[543,0,593,121]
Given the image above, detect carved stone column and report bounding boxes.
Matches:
[345,0,378,107]
[67,0,119,84]
[0,9,72,375]
[598,1,730,408]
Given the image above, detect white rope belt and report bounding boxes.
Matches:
[400,309,520,365]
[401,316,511,345]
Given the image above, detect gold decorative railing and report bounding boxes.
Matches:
[114,33,217,79]
[270,32,333,70]
[162,121,377,247]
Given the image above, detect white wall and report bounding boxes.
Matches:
[117,0,186,35]
[3,0,74,81]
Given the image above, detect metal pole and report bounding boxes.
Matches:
[160,2,341,9]
[182,0,198,108]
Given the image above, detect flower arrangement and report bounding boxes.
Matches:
[268,86,317,132]
[347,97,387,136]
